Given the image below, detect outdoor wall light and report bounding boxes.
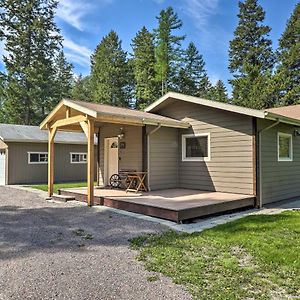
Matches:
[118,127,125,139]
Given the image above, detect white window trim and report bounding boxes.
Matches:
[28,152,48,164]
[277,132,293,162]
[182,133,211,162]
[70,152,87,164]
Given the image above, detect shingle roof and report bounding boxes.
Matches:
[266,105,300,121]
[0,124,89,144]
[66,99,189,128]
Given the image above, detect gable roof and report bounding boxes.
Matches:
[0,124,90,144]
[40,99,190,130]
[145,92,300,126]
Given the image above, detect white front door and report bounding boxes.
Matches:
[104,137,119,186]
[0,150,6,185]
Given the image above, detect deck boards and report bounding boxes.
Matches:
[59,188,255,222]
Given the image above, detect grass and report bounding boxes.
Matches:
[27,182,96,194]
[131,211,300,300]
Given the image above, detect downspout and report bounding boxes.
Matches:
[258,119,280,208]
[146,124,162,191]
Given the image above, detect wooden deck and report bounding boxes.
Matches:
[59,188,255,223]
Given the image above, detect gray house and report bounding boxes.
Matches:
[40,92,300,212]
[0,124,96,185]
[145,92,300,206]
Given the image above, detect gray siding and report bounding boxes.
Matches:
[148,126,179,190]
[258,119,300,204]
[157,100,255,195]
[98,125,143,186]
[7,142,96,184]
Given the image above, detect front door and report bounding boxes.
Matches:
[0,150,6,185]
[105,137,119,186]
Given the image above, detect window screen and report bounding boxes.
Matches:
[186,136,208,158]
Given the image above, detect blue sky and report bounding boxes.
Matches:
[1,0,299,92]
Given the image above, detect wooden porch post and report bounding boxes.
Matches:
[87,119,94,206]
[48,127,57,197]
[96,128,100,186]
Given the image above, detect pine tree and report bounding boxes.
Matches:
[53,51,73,103]
[131,27,159,109]
[228,0,274,108]
[198,76,213,99]
[0,0,62,125]
[208,80,229,103]
[0,74,6,122]
[272,3,300,106]
[71,74,92,101]
[91,31,132,107]
[154,7,185,95]
[174,42,210,97]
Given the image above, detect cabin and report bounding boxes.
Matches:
[39,92,300,222]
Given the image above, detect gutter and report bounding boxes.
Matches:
[257,119,280,208]
[146,124,162,191]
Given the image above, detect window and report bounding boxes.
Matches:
[28,152,48,164]
[70,152,87,164]
[182,133,210,161]
[278,132,293,161]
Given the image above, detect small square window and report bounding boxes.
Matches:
[70,153,87,164]
[182,134,210,161]
[278,132,293,161]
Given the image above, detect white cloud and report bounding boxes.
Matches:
[63,37,92,67]
[182,0,219,31]
[56,0,93,31]
[56,0,114,31]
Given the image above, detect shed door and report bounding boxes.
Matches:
[0,150,6,185]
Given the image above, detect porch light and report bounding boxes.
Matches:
[118,127,125,139]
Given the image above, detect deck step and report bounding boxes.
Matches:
[52,194,75,203]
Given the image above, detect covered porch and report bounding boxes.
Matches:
[58,187,255,222]
[40,99,189,206]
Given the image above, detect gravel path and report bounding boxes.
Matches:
[0,186,191,300]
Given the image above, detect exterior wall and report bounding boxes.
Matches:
[147,126,179,190]
[98,124,143,186]
[7,142,96,184]
[258,119,300,204]
[156,100,255,195]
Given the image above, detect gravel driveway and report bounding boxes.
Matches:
[0,186,191,300]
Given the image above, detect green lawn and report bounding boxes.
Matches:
[28,182,96,194]
[131,211,300,300]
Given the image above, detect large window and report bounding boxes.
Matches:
[182,133,210,161]
[278,132,293,161]
[70,152,87,164]
[28,152,48,164]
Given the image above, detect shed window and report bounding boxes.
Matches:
[70,153,87,164]
[278,132,293,161]
[182,133,210,161]
[28,152,48,164]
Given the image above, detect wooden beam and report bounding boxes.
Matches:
[51,115,87,129]
[66,107,71,118]
[96,128,100,186]
[87,118,94,206]
[80,121,89,138]
[48,127,57,197]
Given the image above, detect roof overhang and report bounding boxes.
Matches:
[145,92,266,118]
[264,112,300,127]
[145,92,300,127]
[40,99,190,131]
